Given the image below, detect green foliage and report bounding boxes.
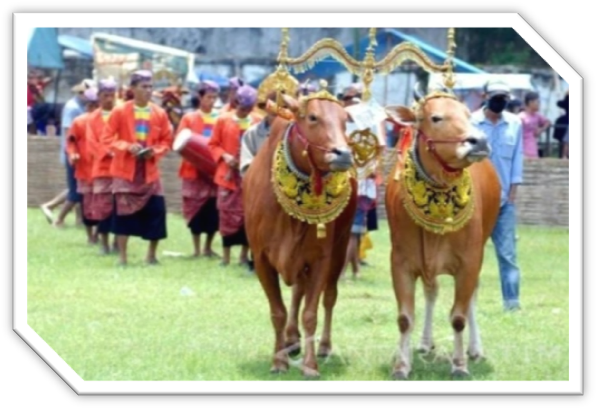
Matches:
[457,28,549,68]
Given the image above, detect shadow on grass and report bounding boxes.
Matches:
[237,353,349,381]
[378,352,495,381]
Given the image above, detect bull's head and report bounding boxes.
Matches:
[280,88,353,173]
[385,85,490,173]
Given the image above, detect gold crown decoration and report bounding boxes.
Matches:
[374,28,458,92]
[298,79,342,117]
[257,67,299,105]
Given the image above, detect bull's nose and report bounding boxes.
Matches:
[465,136,489,154]
[331,147,353,162]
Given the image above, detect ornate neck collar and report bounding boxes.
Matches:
[401,151,474,235]
[271,133,354,239]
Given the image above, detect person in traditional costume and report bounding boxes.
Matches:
[208,85,261,266]
[66,87,100,244]
[341,84,386,277]
[86,78,118,254]
[175,80,221,258]
[101,70,173,266]
[220,76,244,113]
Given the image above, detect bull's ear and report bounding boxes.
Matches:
[385,105,416,126]
[280,93,300,113]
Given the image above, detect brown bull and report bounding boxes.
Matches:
[243,93,357,378]
[384,90,501,379]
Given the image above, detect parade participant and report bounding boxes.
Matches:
[341,84,385,275]
[471,80,523,312]
[220,76,243,112]
[175,80,221,258]
[66,87,100,244]
[42,78,94,227]
[208,85,261,266]
[101,70,173,266]
[86,78,118,254]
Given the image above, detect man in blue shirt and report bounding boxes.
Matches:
[40,79,93,227]
[471,80,524,312]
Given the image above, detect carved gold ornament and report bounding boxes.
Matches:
[401,151,474,235]
[347,128,380,168]
[271,140,354,239]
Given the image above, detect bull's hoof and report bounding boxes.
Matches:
[317,345,332,359]
[416,343,435,355]
[302,366,321,379]
[451,366,470,378]
[270,362,289,374]
[392,369,410,380]
[467,349,484,362]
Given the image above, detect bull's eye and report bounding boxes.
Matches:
[308,114,318,122]
[431,115,443,123]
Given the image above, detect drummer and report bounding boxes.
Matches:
[208,85,261,267]
[100,69,173,266]
[175,80,221,258]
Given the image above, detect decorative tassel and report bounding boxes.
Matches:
[317,223,326,239]
[312,170,323,196]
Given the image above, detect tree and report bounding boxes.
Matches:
[456,28,549,68]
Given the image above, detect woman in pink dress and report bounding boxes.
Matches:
[519,92,551,158]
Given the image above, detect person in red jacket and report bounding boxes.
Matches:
[175,80,221,258]
[208,85,261,267]
[66,87,100,244]
[100,70,173,266]
[86,78,118,254]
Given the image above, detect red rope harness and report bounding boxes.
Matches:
[417,129,466,174]
[289,123,334,196]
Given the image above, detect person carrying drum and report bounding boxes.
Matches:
[174,80,221,258]
[100,70,173,266]
[208,85,261,267]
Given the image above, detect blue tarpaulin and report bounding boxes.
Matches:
[27,28,64,69]
[195,70,230,88]
[58,34,93,59]
[251,28,485,87]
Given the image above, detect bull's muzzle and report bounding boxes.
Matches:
[325,147,354,171]
[465,135,491,161]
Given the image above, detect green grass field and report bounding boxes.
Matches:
[27,208,569,381]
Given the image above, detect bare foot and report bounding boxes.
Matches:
[202,250,221,258]
[40,205,54,224]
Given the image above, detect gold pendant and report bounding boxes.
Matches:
[348,129,379,168]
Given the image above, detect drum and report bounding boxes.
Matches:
[173,128,217,177]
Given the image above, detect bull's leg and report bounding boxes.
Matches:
[317,253,346,359]
[254,256,289,374]
[284,282,304,357]
[391,261,416,380]
[450,274,478,377]
[467,287,484,361]
[417,281,438,354]
[301,275,326,378]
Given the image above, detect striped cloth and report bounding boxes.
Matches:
[235,115,251,138]
[200,111,218,138]
[134,105,151,145]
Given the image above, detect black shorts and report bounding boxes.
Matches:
[113,195,167,241]
[188,197,219,235]
[367,206,378,231]
[222,225,248,248]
